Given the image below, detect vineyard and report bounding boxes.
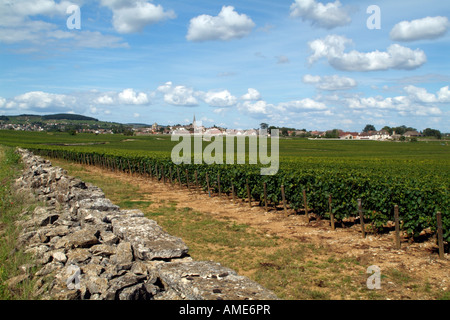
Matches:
[0,130,449,245]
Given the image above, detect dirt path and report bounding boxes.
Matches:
[62,162,449,299]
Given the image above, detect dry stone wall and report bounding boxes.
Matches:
[12,148,278,300]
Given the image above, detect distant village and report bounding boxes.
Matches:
[0,114,444,141]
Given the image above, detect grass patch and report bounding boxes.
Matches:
[0,146,39,300]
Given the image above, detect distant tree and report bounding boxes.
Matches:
[325,129,340,138]
[260,123,269,130]
[43,114,98,121]
[392,125,416,135]
[363,124,376,132]
[123,127,135,136]
[423,128,442,139]
[382,126,393,134]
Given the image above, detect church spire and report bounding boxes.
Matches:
[193,114,197,132]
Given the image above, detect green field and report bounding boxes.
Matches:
[0,130,448,243]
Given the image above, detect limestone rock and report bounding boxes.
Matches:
[66,227,99,248]
[110,242,133,270]
[111,216,189,261]
[156,261,278,300]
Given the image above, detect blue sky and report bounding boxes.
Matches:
[0,0,449,132]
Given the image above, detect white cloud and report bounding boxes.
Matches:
[404,85,450,103]
[279,98,328,111]
[70,31,128,49]
[238,100,271,115]
[290,0,352,29]
[118,88,149,105]
[390,16,449,42]
[4,0,76,18]
[238,97,328,119]
[0,1,129,49]
[3,91,77,112]
[302,74,357,90]
[437,86,450,102]
[100,0,176,34]
[95,94,115,105]
[241,88,261,101]
[403,85,438,103]
[308,35,427,71]
[343,85,447,117]
[157,82,198,106]
[200,90,237,107]
[186,6,255,42]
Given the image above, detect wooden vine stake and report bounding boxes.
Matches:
[302,189,309,222]
[162,166,166,184]
[246,179,251,208]
[195,170,199,193]
[185,169,190,191]
[217,173,221,197]
[231,183,236,203]
[394,205,401,249]
[358,199,366,238]
[329,194,335,231]
[263,182,268,212]
[177,167,181,188]
[281,185,288,216]
[169,167,173,184]
[206,172,211,197]
[437,211,444,259]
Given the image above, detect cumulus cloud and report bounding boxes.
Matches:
[241,88,262,101]
[2,91,77,112]
[118,88,149,105]
[278,98,328,111]
[95,94,115,105]
[404,85,450,103]
[5,0,76,17]
[200,90,237,107]
[437,86,450,102]
[390,16,449,42]
[289,0,352,29]
[238,97,329,119]
[302,74,357,90]
[238,100,271,115]
[186,6,255,42]
[343,85,449,117]
[100,0,176,34]
[0,0,128,49]
[157,82,198,106]
[308,35,427,71]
